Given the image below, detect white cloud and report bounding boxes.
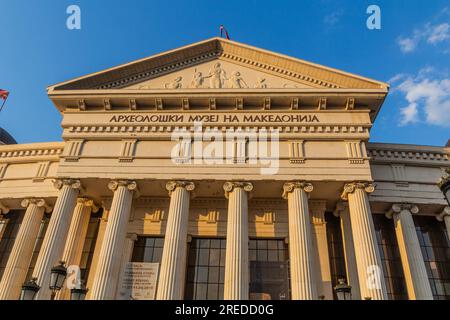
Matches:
[397,18,450,53]
[323,10,343,27]
[427,23,450,44]
[392,69,450,126]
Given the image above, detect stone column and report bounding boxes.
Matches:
[33,179,81,300]
[0,199,52,300]
[56,198,98,300]
[341,182,387,300]
[334,202,361,300]
[89,180,137,300]
[282,182,317,300]
[223,181,253,300]
[156,181,195,300]
[116,233,138,299]
[386,204,433,300]
[437,207,450,242]
[310,200,333,300]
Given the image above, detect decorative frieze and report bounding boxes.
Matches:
[33,161,50,182]
[345,141,367,164]
[367,145,449,165]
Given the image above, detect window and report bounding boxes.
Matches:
[414,215,450,300]
[373,214,408,300]
[185,238,226,300]
[249,239,290,300]
[0,210,25,280]
[131,236,164,263]
[325,212,347,299]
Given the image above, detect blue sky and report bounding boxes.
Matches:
[0,0,449,146]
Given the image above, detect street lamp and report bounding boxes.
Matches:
[49,261,67,299]
[334,278,352,300]
[70,284,88,301]
[20,278,40,300]
[438,167,450,206]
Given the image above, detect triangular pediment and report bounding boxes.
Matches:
[49,38,388,91]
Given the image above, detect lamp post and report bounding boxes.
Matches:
[334,278,352,300]
[20,278,40,300]
[438,168,450,206]
[70,283,88,301]
[49,261,67,300]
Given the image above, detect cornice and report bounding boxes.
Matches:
[367,143,449,166]
[0,142,64,163]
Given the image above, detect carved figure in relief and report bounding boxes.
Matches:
[165,76,183,89]
[254,77,267,88]
[190,69,205,88]
[207,62,227,88]
[228,71,248,88]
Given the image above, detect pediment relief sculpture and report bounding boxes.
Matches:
[132,60,308,90]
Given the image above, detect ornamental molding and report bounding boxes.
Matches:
[20,198,53,213]
[63,124,370,137]
[386,203,419,219]
[367,146,449,165]
[340,182,375,201]
[223,181,254,198]
[0,144,64,162]
[282,181,313,199]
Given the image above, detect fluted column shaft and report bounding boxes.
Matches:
[116,233,138,299]
[0,199,51,300]
[34,180,80,300]
[283,182,316,300]
[156,181,195,300]
[387,204,433,300]
[341,182,387,300]
[223,181,253,300]
[334,203,361,300]
[89,180,137,300]
[0,203,10,241]
[57,198,98,300]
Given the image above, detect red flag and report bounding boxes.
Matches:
[0,89,9,101]
[0,89,9,112]
[220,25,230,40]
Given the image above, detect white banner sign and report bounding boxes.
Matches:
[118,262,159,300]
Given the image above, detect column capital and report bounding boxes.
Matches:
[340,182,375,201]
[386,203,419,219]
[53,179,83,191]
[282,181,313,199]
[0,201,10,215]
[166,181,195,196]
[77,197,100,213]
[126,232,138,242]
[223,181,253,199]
[437,206,450,221]
[108,180,138,192]
[20,198,52,213]
[333,201,348,217]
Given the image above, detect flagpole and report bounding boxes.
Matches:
[0,95,8,113]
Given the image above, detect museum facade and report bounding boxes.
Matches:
[0,38,448,300]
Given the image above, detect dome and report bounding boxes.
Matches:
[0,127,17,145]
